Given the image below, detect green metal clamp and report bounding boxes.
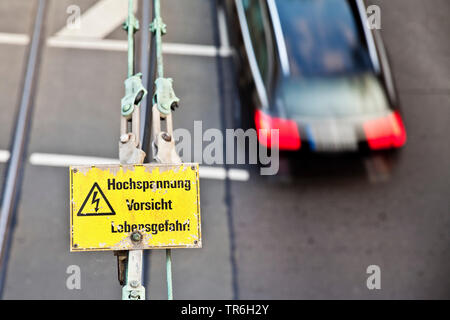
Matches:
[122,11,139,33]
[121,73,147,118]
[149,16,166,35]
[153,77,179,116]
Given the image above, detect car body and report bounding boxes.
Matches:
[224,0,407,152]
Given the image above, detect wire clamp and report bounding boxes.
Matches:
[149,16,166,35]
[122,12,140,33]
[153,77,179,116]
[121,73,147,118]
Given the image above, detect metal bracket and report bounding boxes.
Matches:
[122,12,140,33]
[121,73,147,118]
[122,250,146,300]
[153,77,179,116]
[149,16,166,35]
[151,105,181,164]
[119,133,146,164]
[154,132,181,164]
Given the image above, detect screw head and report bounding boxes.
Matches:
[129,290,140,300]
[161,132,172,142]
[120,134,130,143]
[131,231,142,242]
[130,280,140,288]
[122,104,132,112]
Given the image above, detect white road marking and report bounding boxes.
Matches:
[1,1,233,58]
[46,37,232,57]
[54,0,136,39]
[29,153,119,167]
[217,5,231,52]
[0,150,10,163]
[26,152,249,182]
[44,0,231,57]
[0,3,240,177]
[163,42,231,57]
[0,33,29,45]
[227,168,250,181]
[47,37,127,51]
[199,166,249,181]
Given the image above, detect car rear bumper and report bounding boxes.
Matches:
[256,111,407,152]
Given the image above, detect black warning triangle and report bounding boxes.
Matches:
[77,182,116,216]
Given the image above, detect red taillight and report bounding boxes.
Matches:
[254,109,301,150]
[363,111,407,150]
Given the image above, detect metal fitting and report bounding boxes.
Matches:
[153,77,179,115]
[120,134,130,143]
[122,13,140,33]
[161,132,171,142]
[131,231,142,242]
[129,290,140,300]
[149,16,167,35]
[121,73,148,118]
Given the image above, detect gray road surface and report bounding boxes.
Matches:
[0,0,448,299]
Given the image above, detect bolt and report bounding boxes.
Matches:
[129,290,140,300]
[120,134,130,143]
[131,231,142,242]
[130,280,140,288]
[161,132,171,142]
[122,104,132,113]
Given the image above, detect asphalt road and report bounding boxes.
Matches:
[0,0,449,299]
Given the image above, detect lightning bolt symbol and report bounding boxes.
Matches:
[91,191,100,213]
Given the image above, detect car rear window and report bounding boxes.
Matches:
[275,0,373,78]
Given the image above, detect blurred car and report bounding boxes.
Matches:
[224,0,407,152]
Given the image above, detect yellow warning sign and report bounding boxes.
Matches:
[69,163,201,252]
